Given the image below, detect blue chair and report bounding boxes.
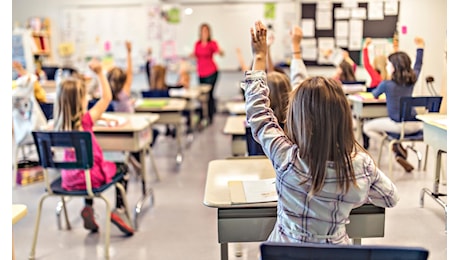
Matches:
[39,102,54,120]
[377,96,443,178]
[29,131,132,260]
[87,99,115,112]
[260,242,429,260]
[141,89,170,98]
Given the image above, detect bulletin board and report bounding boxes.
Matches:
[300,1,399,66]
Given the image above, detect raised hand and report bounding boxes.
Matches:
[250,20,268,71]
[364,37,372,48]
[414,37,425,48]
[88,58,102,75]
[290,25,302,47]
[125,41,132,53]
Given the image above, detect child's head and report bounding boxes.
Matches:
[285,76,358,194]
[107,67,127,101]
[373,55,388,80]
[150,65,167,90]
[267,71,291,124]
[337,60,356,82]
[54,76,87,131]
[387,51,417,86]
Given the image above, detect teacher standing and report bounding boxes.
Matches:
[191,23,224,125]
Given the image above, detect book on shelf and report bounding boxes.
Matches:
[228,177,278,204]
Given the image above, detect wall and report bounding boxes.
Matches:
[12,0,447,101]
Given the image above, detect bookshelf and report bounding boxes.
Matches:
[29,17,52,60]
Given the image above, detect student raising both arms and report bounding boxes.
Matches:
[244,20,399,244]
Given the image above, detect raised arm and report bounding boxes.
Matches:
[251,21,268,71]
[123,41,133,94]
[236,47,250,71]
[290,25,308,90]
[88,59,112,121]
[413,37,425,79]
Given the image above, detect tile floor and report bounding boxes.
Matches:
[12,111,448,260]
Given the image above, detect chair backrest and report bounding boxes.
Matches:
[142,90,170,98]
[87,99,115,112]
[245,126,266,156]
[260,242,429,260]
[39,102,54,120]
[32,131,93,170]
[399,96,443,122]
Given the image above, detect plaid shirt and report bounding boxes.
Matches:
[244,70,399,245]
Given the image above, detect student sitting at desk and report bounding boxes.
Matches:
[54,58,134,236]
[362,37,388,92]
[363,37,425,173]
[244,20,399,245]
[108,41,159,171]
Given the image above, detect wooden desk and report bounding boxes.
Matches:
[417,113,447,227]
[203,158,386,260]
[225,101,246,115]
[135,98,187,165]
[223,115,247,156]
[347,93,387,144]
[13,204,28,260]
[94,112,160,229]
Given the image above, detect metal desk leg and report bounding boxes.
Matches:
[220,243,229,260]
[420,150,447,231]
[175,122,183,165]
[134,147,154,230]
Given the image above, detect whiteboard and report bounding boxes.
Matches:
[174,2,297,71]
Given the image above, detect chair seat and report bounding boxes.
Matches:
[386,130,423,140]
[49,174,124,196]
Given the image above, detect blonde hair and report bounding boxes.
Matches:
[150,65,168,90]
[53,75,87,131]
[285,76,361,196]
[373,55,388,80]
[267,71,291,124]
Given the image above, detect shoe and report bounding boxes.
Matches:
[396,156,414,172]
[392,143,408,159]
[111,208,134,236]
[81,206,99,232]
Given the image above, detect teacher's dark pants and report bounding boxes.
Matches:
[199,71,219,125]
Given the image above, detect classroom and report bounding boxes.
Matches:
[8,0,454,259]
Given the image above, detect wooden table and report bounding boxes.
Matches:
[225,101,246,115]
[417,113,447,228]
[203,158,386,260]
[223,115,247,156]
[94,112,160,229]
[135,98,187,165]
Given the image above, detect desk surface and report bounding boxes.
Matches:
[204,158,276,208]
[223,115,247,135]
[347,92,386,103]
[12,204,28,224]
[416,113,447,130]
[225,101,246,115]
[93,112,159,132]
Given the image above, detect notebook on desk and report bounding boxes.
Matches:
[136,99,168,108]
[351,92,386,101]
[228,178,278,204]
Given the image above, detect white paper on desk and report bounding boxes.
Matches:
[96,113,127,127]
[242,178,278,203]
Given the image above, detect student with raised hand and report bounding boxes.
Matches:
[244,20,398,245]
[289,24,309,90]
[362,37,388,91]
[363,37,425,173]
[54,58,134,236]
[107,41,134,113]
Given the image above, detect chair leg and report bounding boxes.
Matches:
[388,140,396,179]
[99,196,112,260]
[377,136,387,167]
[115,183,133,227]
[29,194,51,260]
[423,144,429,171]
[406,143,423,170]
[56,197,72,230]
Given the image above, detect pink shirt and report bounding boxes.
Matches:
[61,112,116,190]
[194,40,219,77]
